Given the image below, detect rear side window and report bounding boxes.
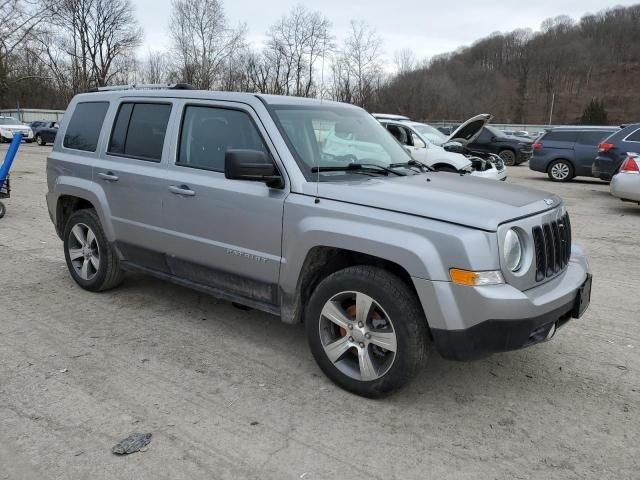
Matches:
[624,128,640,142]
[577,130,615,146]
[177,106,268,172]
[542,130,578,143]
[109,102,172,161]
[63,102,109,152]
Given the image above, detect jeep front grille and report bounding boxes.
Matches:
[532,213,571,282]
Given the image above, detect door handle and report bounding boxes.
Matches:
[98,172,119,182]
[169,185,196,196]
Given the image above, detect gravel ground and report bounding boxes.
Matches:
[1,143,638,480]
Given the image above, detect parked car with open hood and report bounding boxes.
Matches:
[376,116,507,180]
[529,126,619,182]
[465,123,534,166]
[592,123,640,181]
[46,85,591,397]
[0,116,34,143]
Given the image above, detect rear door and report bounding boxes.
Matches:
[93,100,173,271]
[161,100,287,306]
[575,130,616,175]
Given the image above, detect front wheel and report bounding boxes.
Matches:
[0,201,5,218]
[63,209,124,291]
[548,159,574,182]
[498,149,517,166]
[36,135,46,146]
[305,266,428,398]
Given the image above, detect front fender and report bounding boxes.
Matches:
[280,194,500,297]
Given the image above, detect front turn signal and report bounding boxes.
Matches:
[450,269,504,286]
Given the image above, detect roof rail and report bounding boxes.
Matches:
[87,83,195,93]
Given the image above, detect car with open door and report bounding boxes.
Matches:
[46,86,591,398]
[376,117,507,180]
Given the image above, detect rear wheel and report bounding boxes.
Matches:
[498,149,517,166]
[0,201,5,218]
[548,159,574,182]
[63,209,124,291]
[305,266,428,398]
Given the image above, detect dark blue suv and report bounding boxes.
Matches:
[529,127,619,182]
[592,123,640,181]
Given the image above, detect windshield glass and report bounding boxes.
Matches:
[485,126,503,138]
[270,104,412,179]
[411,123,448,146]
[0,117,21,125]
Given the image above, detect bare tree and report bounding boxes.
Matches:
[0,0,46,101]
[339,20,384,109]
[393,48,416,74]
[38,0,142,92]
[169,0,245,89]
[142,50,170,84]
[262,5,333,97]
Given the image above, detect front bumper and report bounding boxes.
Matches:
[0,130,34,140]
[413,245,591,361]
[469,166,507,181]
[610,173,640,203]
[517,149,533,163]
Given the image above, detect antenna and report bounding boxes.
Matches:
[315,36,327,204]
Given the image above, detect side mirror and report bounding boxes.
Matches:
[225,149,283,188]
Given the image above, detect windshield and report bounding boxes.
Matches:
[411,123,448,146]
[270,104,412,179]
[0,117,21,125]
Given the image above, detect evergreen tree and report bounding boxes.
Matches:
[581,98,609,125]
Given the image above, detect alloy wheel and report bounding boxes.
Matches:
[67,223,101,281]
[550,162,571,181]
[319,291,397,382]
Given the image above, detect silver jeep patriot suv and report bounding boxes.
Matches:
[46,85,592,397]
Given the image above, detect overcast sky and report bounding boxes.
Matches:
[134,0,639,67]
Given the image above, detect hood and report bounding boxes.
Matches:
[448,114,493,145]
[305,173,561,231]
[0,122,29,130]
[410,146,472,171]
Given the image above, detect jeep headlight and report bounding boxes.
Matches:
[504,229,523,272]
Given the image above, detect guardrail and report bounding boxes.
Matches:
[0,109,66,123]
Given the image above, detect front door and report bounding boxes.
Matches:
[162,101,287,306]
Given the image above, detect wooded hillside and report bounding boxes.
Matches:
[377,5,640,124]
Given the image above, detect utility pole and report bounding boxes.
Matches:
[548,92,555,126]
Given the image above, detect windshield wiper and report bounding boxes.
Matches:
[311,163,406,176]
[389,159,433,172]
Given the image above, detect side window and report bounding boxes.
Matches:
[476,129,493,143]
[542,131,578,143]
[625,128,640,142]
[63,102,109,152]
[578,131,613,146]
[386,124,409,145]
[108,102,172,161]
[412,133,426,148]
[177,106,268,172]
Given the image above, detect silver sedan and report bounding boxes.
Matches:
[610,153,640,204]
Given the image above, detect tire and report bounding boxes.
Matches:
[547,159,574,182]
[36,135,45,146]
[0,201,5,218]
[63,209,124,292]
[305,266,428,398]
[498,149,517,166]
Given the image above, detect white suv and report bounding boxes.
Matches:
[0,116,34,143]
